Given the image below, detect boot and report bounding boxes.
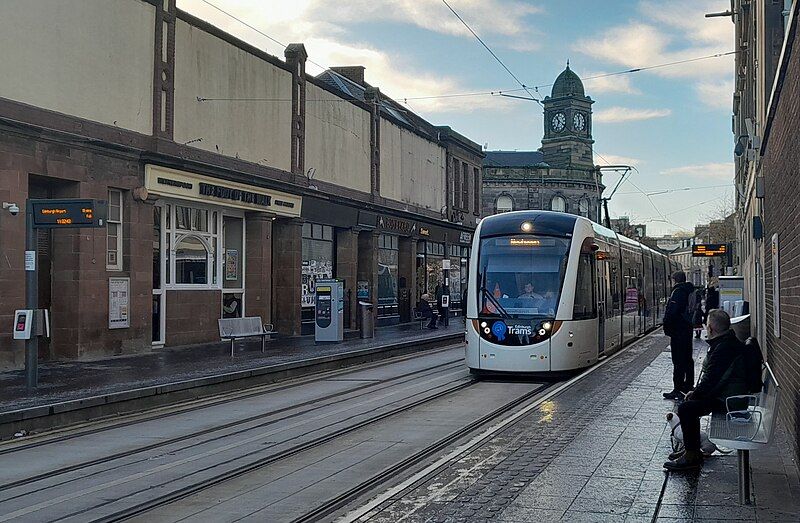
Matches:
[662,390,681,400]
[664,449,703,471]
[668,448,685,461]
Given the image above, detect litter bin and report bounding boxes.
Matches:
[359,301,374,339]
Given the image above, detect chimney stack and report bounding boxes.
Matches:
[330,66,366,86]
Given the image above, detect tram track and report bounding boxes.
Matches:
[0,344,463,457]
[44,375,478,523]
[0,354,465,496]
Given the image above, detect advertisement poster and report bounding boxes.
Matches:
[624,287,639,313]
[302,259,333,308]
[109,277,130,329]
[225,249,239,281]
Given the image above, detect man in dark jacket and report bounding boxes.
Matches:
[704,283,720,323]
[662,271,696,399]
[664,309,749,470]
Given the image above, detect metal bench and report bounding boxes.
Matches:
[708,361,780,504]
[412,307,436,330]
[218,316,275,357]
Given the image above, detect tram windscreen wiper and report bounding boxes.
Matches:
[479,271,511,319]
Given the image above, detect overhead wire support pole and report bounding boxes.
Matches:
[596,166,633,229]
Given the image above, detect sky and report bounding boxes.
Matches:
[178,0,736,236]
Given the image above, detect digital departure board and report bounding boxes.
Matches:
[30,199,107,228]
[692,243,728,257]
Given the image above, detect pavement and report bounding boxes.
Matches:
[363,332,800,522]
[0,320,465,415]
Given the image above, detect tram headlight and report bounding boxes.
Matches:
[520,221,533,233]
[538,329,547,336]
[542,321,552,331]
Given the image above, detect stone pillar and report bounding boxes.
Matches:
[284,43,307,176]
[245,213,273,325]
[398,236,416,323]
[364,87,381,197]
[357,230,379,324]
[336,228,359,330]
[272,218,302,335]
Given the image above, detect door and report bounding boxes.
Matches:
[597,257,608,355]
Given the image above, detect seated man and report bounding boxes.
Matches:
[664,309,749,471]
[416,293,438,329]
[518,282,544,300]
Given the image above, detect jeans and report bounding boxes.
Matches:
[670,332,694,393]
[677,397,723,451]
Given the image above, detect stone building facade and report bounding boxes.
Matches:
[0,0,482,366]
[482,65,604,221]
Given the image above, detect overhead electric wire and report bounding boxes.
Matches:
[616,183,733,196]
[440,0,542,106]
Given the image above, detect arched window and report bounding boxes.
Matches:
[579,198,590,217]
[175,234,212,284]
[551,195,566,213]
[496,195,513,213]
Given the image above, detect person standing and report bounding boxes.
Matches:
[692,287,705,339]
[704,282,720,323]
[662,271,696,400]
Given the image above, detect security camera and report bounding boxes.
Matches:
[3,202,19,216]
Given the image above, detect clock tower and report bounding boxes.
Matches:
[541,63,594,170]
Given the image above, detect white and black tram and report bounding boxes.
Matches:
[465,210,677,375]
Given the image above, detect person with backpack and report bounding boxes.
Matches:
[664,309,755,471]
[662,271,697,400]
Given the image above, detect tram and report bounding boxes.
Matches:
[465,210,678,375]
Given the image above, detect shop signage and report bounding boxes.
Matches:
[419,227,430,236]
[459,231,472,244]
[378,215,416,235]
[357,280,370,299]
[108,277,130,329]
[145,165,302,218]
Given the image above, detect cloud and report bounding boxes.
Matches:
[695,80,734,110]
[594,106,671,123]
[574,0,734,109]
[596,153,642,167]
[176,0,528,114]
[661,162,734,179]
[580,72,641,95]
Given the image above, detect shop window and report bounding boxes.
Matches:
[107,188,123,270]
[378,234,399,318]
[223,216,245,318]
[302,223,335,310]
[175,235,210,284]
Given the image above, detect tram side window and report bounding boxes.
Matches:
[574,241,597,320]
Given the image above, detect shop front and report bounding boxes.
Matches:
[145,165,302,346]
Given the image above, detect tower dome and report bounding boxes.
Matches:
[551,63,585,98]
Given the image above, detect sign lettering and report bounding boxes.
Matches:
[31,199,107,228]
[199,183,271,207]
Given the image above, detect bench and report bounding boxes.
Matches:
[412,307,437,330]
[708,359,780,505]
[218,317,275,357]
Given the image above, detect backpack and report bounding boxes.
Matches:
[681,289,699,324]
[743,337,765,393]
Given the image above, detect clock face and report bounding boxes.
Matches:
[551,112,566,133]
[573,112,586,131]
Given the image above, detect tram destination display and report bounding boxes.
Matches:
[30,199,107,228]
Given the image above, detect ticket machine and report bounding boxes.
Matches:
[315,279,344,342]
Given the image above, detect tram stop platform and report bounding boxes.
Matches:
[359,333,800,523]
[0,321,465,435]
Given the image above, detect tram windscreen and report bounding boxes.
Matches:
[477,236,570,318]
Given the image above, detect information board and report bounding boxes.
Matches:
[692,243,727,257]
[30,199,107,228]
[109,277,130,329]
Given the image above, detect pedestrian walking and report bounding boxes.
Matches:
[662,271,696,400]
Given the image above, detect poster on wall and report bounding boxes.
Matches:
[772,233,780,338]
[302,259,334,308]
[109,277,130,329]
[225,249,239,281]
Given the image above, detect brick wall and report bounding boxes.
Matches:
[762,24,800,463]
[165,290,220,346]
